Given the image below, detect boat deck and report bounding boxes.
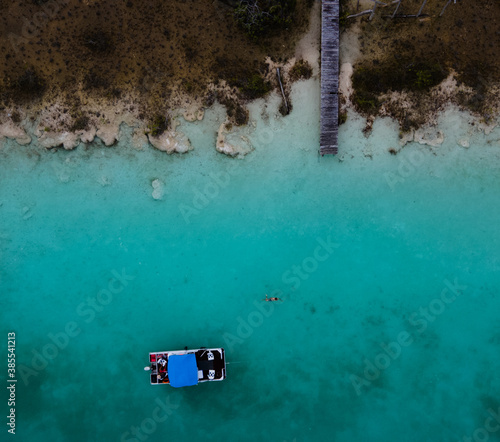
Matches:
[149,348,225,385]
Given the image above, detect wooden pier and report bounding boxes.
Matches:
[320,0,340,155]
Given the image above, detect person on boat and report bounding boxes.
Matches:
[263,294,282,302]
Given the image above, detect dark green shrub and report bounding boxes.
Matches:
[234,0,296,38]
[353,61,446,95]
[83,30,112,53]
[339,0,352,30]
[84,71,110,90]
[289,59,312,81]
[14,69,46,98]
[351,59,447,116]
[11,111,21,123]
[233,103,249,125]
[182,81,194,93]
[148,114,169,137]
[71,114,90,131]
[408,63,446,91]
[352,90,380,115]
[239,72,271,99]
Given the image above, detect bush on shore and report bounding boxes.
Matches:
[233,0,297,38]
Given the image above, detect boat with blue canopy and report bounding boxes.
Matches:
[144,348,226,387]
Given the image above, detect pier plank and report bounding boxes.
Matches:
[320,0,339,155]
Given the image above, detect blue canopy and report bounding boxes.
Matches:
[168,354,199,388]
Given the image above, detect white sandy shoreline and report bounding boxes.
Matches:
[0,0,498,156]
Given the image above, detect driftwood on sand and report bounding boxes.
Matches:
[276,68,289,115]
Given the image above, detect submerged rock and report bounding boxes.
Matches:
[97,176,111,187]
[216,121,253,158]
[22,206,33,220]
[151,179,164,200]
[414,127,445,147]
[148,129,192,154]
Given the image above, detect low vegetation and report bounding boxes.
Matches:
[233,0,297,38]
[289,59,312,81]
[83,30,113,54]
[147,114,169,137]
[351,59,447,115]
[217,93,249,126]
[84,71,110,90]
[70,114,90,132]
[5,68,46,101]
[238,72,272,99]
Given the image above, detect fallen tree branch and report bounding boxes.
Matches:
[440,0,457,17]
[384,13,430,18]
[347,9,373,19]
[392,0,402,18]
[416,0,427,17]
[276,68,289,115]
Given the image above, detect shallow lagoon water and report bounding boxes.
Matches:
[1,80,500,441]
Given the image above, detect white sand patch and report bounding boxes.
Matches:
[0,120,31,145]
[340,21,363,65]
[339,63,354,104]
[96,124,120,146]
[182,105,205,122]
[80,127,96,144]
[39,131,80,150]
[294,0,321,74]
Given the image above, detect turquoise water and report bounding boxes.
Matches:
[1,80,500,441]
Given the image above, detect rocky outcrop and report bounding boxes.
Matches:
[0,121,31,145]
[216,121,253,158]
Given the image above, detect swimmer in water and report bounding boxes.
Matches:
[262,294,282,302]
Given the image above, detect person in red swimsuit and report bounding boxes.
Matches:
[262,294,282,302]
